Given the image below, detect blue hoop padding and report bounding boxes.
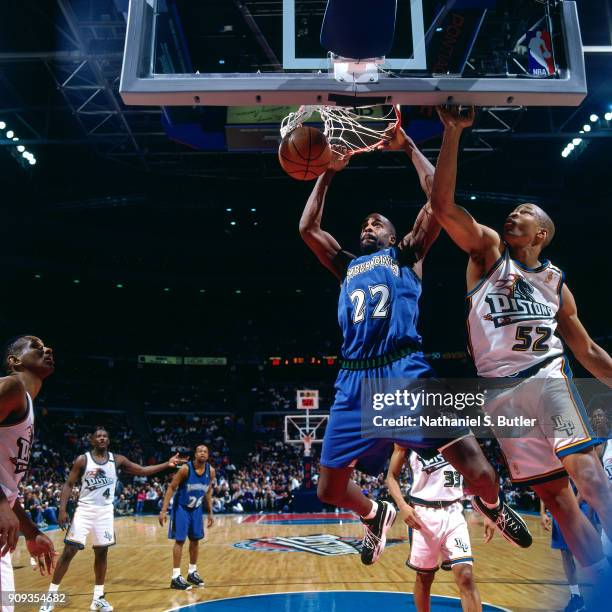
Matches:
[320,0,397,60]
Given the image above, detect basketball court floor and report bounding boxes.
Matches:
[14,511,572,612]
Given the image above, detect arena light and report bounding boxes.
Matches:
[17,145,25,152]
[6,130,14,139]
[0,121,5,130]
[230,221,237,226]
[572,138,582,145]
[583,124,591,132]
[561,149,570,158]
[605,112,612,121]
[470,195,477,200]
[28,158,36,165]
[116,283,124,288]
[567,143,575,151]
[590,114,599,122]
[12,137,18,142]
[22,151,31,159]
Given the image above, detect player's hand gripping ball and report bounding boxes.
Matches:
[278,126,332,180]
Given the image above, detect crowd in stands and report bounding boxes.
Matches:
[21,394,610,527]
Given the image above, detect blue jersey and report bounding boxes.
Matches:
[174,462,211,510]
[339,246,423,359]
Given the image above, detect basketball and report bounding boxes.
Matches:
[278,126,332,181]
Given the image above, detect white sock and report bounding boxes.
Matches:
[48,584,60,593]
[172,568,181,579]
[481,497,500,510]
[93,585,104,600]
[361,501,378,520]
[188,564,197,573]
[569,584,580,596]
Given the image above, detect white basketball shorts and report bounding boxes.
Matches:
[1,551,14,612]
[482,356,596,486]
[65,504,116,549]
[407,502,473,573]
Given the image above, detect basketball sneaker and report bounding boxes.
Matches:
[472,497,532,548]
[187,571,205,587]
[170,575,192,590]
[563,594,585,612]
[39,604,55,612]
[360,500,397,565]
[440,560,452,571]
[89,596,113,611]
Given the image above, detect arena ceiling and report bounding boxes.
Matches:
[0,1,610,358]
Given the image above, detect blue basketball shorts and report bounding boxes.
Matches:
[321,352,468,476]
[168,504,204,542]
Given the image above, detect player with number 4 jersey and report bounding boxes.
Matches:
[40,427,184,612]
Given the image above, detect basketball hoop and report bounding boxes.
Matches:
[280,104,401,157]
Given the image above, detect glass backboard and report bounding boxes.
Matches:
[120,0,586,107]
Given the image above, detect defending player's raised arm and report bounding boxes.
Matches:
[116,452,186,477]
[431,106,501,258]
[158,464,189,526]
[557,285,612,386]
[58,455,86,528]
[385,445,422,530]
[299,155,354,281]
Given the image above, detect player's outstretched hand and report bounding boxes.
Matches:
[328,147,349,172]
[207,514,214,529]
[483,518,496,544]
[26,533,58,576]
[168,452,187,468]
[158,511,167,527]
[436,105,475,130]
[0,503,20,556]
[399,504,422,530]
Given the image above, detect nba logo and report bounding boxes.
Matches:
[526,30,555,76]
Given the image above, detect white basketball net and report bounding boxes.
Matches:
[280,104,401,156]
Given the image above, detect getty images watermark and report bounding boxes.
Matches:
[370,388,536,429]
[359,377,609,441]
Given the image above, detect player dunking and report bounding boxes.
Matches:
[300,126,531,566]
[0,336,57,612]
[40,427,184,612]
[430,105,612,580]
[386,445,491,612]
[159,444,215,590]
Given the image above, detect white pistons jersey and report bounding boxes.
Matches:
[467,249,564,377]
[0,393,33,506]
[409,451,463,503]
[78,452,117,506]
